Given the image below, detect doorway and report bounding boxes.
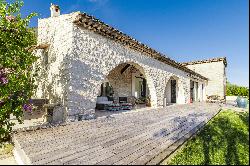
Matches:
[171,80,177,103]
[190,80,194,103]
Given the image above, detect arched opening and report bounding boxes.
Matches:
[164,76,179,106]
[190,80,199,103]
[95,62,155,116]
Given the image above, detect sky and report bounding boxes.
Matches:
[16,0,249,87]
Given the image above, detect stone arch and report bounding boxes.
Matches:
[97,61,158,108]
[66,58,158,121]
[164,75,180,105]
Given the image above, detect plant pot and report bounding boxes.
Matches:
[236,97,248,108]
[146,102,151,107]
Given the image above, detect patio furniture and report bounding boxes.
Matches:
[107,96,114,102]
[119,97,133,110]
[96,96,113,110]
[106,103,121,111]
[119,97,128,103]
[120,103,133,110]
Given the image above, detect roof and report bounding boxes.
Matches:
[181,57,227,67]
[72,12,208,80]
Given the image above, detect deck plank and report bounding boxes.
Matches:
[13,103,221,165]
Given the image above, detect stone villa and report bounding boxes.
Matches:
[33,5,227,122]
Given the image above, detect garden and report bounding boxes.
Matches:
[162,110,249,165]
[0,0,38,144]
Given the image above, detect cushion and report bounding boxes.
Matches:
[98,101,113,105]
[97,96,108,103]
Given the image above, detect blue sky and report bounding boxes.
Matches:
[18,0,249,86]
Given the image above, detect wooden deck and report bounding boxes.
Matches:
[13,103,221,165]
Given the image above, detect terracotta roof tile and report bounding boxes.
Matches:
[181,57,227,67]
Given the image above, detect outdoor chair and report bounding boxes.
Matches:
[96,96,113,110]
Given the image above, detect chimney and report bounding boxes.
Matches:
[50,3,60,17]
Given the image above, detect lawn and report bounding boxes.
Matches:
[162,110,249,165]
[0,143,14,159]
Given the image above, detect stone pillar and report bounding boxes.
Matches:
[193,82,197,102]
[131,73,136,97]
[163,97,167,107]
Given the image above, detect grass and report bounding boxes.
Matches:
[0,142,14,159]
[162,110,249,165]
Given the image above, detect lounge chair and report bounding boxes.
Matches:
[96,96,113,110]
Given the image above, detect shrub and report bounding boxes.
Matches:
[0,0,38,142]
[226,82,249,97]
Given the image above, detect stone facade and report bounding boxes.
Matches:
[35,13,75,121]
[106,64,149,99]
[184,60,227,99]
[67,18,192,120]
[106,63,133,98]
[34,12,224,122]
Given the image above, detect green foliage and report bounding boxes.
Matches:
[0,0,38,142]
[164,111,249,165]
[0,142,14,158]
[226,82,249,97]
[105,82,114,96]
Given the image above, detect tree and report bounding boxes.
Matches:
[226,82,249,97]
[0,0,38,142]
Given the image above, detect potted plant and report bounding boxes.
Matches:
[145,96,151,107]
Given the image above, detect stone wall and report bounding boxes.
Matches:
[106,63,133,98]
[131,69,150,98]
[35,12,207,121]
[67,17,191,118]
[34,13,76,121]
[185,61,226,99]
